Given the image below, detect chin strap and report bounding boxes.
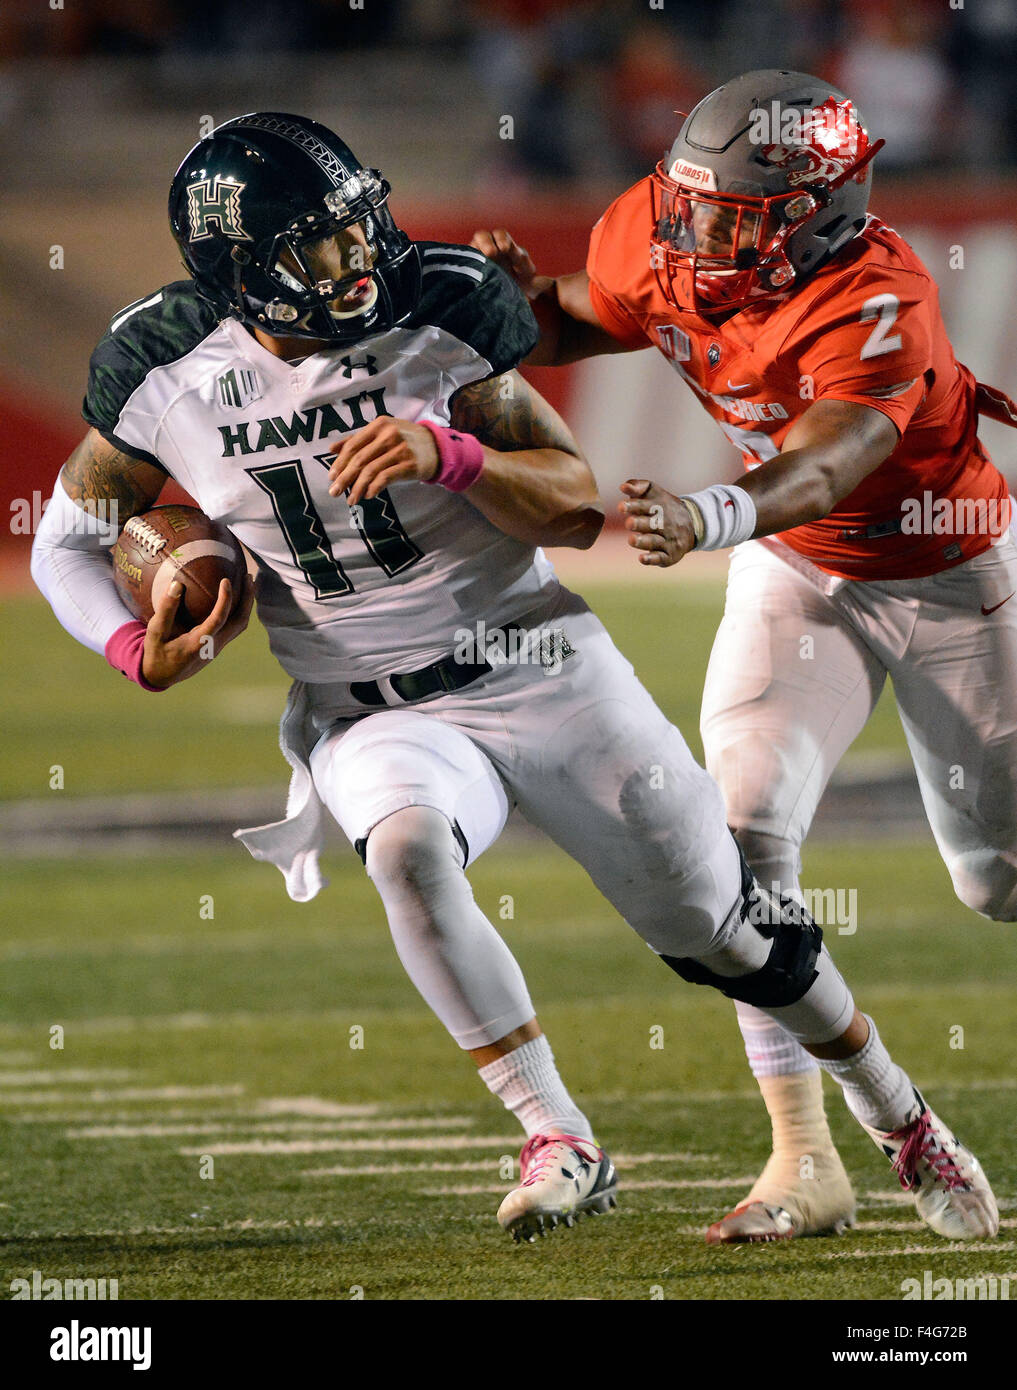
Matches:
[228,243,252,318]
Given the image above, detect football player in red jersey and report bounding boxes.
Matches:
[474,68,1017,1244]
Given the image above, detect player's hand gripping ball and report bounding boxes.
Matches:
[112,505,248,631]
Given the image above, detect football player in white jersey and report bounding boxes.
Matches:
[31,112,997,1246]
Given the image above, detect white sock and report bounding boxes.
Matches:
[478,1035,594,1141]
[736,1000,820,1078]
[818,1015,916,1131]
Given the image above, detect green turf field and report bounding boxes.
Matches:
[1,584,1013,1301]
[1,843,1015,1300]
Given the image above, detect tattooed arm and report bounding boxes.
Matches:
[447,371,604,549]
[59,428,168,522]
[327,371,604,548]
[31,429,169,656]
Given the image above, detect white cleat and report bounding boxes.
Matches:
[860,1089,999,1240]
[707,1202,800,1245]
[497,1133,618,1244]
[706,1149,855,1244]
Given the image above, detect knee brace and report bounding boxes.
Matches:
[660,845,823,1008]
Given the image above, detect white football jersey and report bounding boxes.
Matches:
[83,245,559,681]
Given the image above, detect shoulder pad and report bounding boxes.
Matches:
[409,242,537,375]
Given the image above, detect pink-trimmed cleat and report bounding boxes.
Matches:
[860,1090,999,1240]
[497,1133,617,1244]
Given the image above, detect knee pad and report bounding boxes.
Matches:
[950,849,1017,922]
[660,845,823,1008]
[363,806,467,893]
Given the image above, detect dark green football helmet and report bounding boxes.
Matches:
[168,112,421,343]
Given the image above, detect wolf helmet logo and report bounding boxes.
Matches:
[761,97,868,188]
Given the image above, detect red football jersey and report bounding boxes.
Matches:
[587,178,1010,580]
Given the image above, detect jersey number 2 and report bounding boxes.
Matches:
[859,294,902,360]
[248,458,422,599]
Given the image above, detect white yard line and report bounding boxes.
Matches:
[301,1151,720,1178]
[0,1069,133,1086]
[66,1116,475,1139]
[850,1218,1017,1232]
[426,1177,759,1197]
[593,1079,1017,1104]
[8,1098,456,1123]
[254,1097,381,1118]
[304,1159,528,1178]
[12,1105,376,1124]
[0,1084,245,1106]
[593,1087,761,1104]
[613,1151,722,1164]
[819,1242,1017,1259]
[859,1191,926,1205]
[0,1012,241,1035]
[9,1213,496,1241]
[178,1134,521,1156]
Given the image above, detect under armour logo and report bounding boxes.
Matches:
[339,354,379,378]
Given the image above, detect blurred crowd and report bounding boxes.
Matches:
[3,0,1016,184]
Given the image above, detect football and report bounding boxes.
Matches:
[111,504,247,630]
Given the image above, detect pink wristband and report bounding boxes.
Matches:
[105,620,165,692]
[420,422,485,492]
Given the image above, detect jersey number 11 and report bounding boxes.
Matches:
[247,456,423,598]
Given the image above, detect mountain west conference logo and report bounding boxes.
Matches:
[654,325,691,362]
[186,177,249,241]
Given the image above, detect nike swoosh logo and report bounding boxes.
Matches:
[727,379,752,392]
[982,593,1015,615]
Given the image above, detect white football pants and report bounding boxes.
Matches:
[702,533,1017,1078]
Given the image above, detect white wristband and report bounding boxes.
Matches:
[680,484,757,551]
